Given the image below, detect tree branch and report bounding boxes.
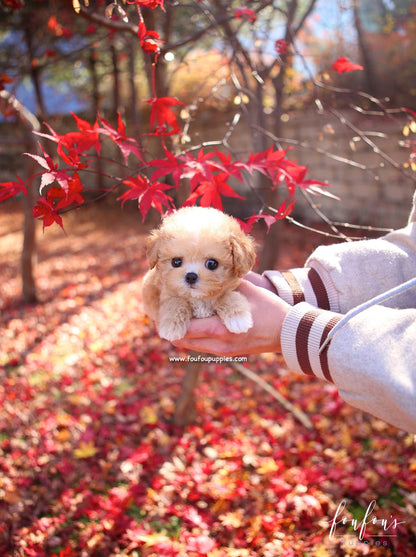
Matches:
[0,90,40,132]
[230,361,314,430]
[77,5,139,36]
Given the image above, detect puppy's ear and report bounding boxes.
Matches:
[230,231,256,277]
[146,230,161,269]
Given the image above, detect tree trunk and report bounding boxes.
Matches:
[257,1,297,273]
[0,91,41,303]
[127,36,141,139]
[89,46,101,115]
[111,39,121,117]
[258,0,318,272]
[141,7,168,97]
[89,47,105,192]
[173,353,203,426]
[23,24,47,120]
[110,38,125,189]
[352,0,378,96]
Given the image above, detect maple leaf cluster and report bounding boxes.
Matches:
[0,0,338,232]
[0,98,332,232]
[1,102,334,232]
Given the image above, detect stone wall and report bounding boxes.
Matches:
[283,110,415,229]
[196,108,416,230]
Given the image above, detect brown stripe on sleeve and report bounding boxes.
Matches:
[319,315,342,383]
[281,271,305,305]
[295,309,321,376]
[307,268,330,310]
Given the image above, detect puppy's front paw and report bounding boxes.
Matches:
[158,319,188,342]
[223,310,253,334]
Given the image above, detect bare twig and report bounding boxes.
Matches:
[329,107,416,184]
[300,190,352,242]
[77,6,139,36]
[230,361,314,430]
[285,216,363,241]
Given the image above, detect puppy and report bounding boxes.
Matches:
[142,206,256,342]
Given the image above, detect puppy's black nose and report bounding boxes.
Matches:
[185,272,198,285]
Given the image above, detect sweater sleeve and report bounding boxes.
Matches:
[274,193,416,433]
[280,301,416,433]
[264,221,416,314]
[263,267,340,311]
[306,221,416,313]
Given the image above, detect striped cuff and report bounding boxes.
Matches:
[264,267,338,311]
[281,302,342,383]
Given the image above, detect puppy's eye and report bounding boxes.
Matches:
[171,257,182,268]
[205,258,218,271]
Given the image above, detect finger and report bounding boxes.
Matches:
[182,315,228,339]
[242,272,276,292]
[172,335,231,355]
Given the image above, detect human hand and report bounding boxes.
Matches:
[172,278,290,357]
[244,270,277,291]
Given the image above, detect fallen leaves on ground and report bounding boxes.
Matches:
[0,203,415,556]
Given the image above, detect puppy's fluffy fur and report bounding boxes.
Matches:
[142,206,256,342]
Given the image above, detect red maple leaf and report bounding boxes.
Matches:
[275,197,297,219]
[239,212,278,233]
[180,149,223,191]
[332,56,363,74]
[149,150,185,186]
[47,173,85,210]
[36,125,88,170]
[138,22,163,56]
[210,149,244,182]
[69,112,101,153]
[32,197,64,231]
[127,0,165,10]
[235,147,290,180]
[35,114,101,167]
[117,174,174,220]
[0,176,27,203]
[150,148,240,190]
[25,144,72,195]
[183,172,245,211]
[279,158,308,194]
[97,112,142,164]
[264,147,294,184]
[147,96,184,136]
[275,39,287,55]
[240,198,296,232]
[234,7,257,23]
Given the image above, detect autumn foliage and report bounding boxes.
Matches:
[0,1,336,231]
[1,208,415,556]
[1,1,416,556]
[2,101,332,232]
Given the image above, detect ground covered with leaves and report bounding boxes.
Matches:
[1,203,415,557]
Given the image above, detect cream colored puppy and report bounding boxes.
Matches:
[142,206,256,342]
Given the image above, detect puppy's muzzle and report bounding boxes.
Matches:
[185,272,198,285]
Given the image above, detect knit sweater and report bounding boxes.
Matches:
[264,191,416,433]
